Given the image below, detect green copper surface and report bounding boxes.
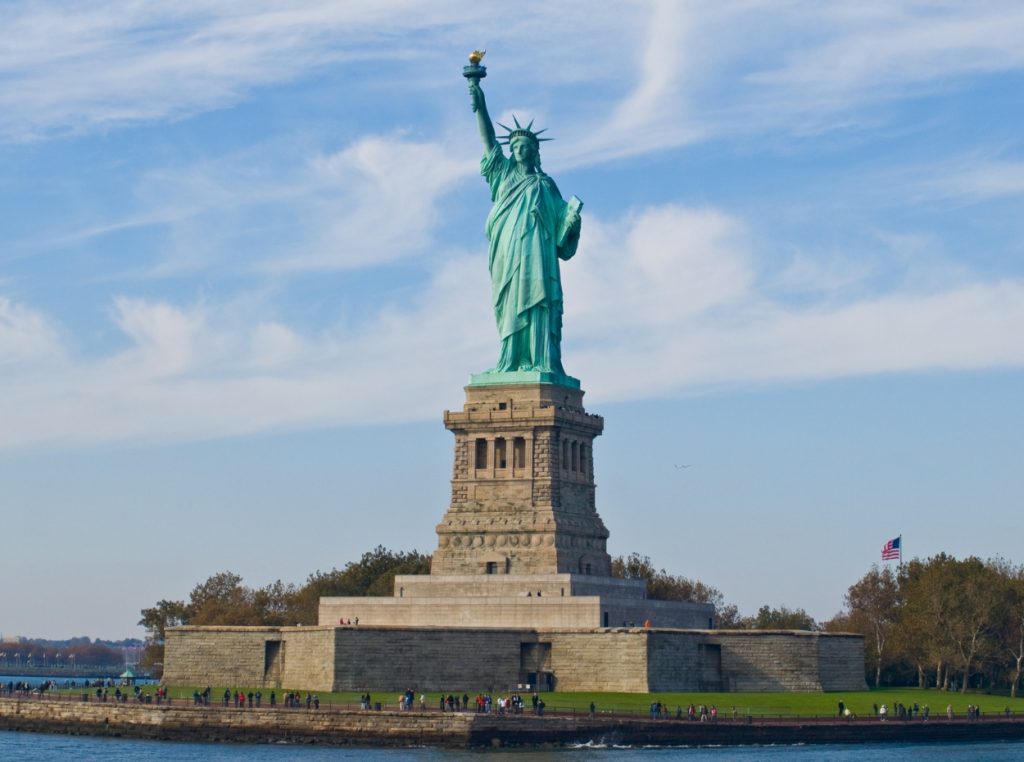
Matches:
[467,60,582,385]
[468,370,581,389]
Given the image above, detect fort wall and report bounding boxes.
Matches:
[164,625,865,694]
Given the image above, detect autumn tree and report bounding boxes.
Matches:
[843,565,901,686]
[984,558,1024,696]
[139,546,432,662]
[611,552,739,626]
[288,546,432,624]
[138,599,190,668]
[744,605,818,631]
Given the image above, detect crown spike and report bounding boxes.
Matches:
[512,114,522,128]
[496,122,513,133]
[526,118,534,131]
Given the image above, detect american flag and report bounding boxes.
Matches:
[882,536,901,561]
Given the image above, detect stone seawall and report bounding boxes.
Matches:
[0,697,473,746]
[4,697,1024,748]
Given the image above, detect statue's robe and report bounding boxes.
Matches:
[481,144,579,373]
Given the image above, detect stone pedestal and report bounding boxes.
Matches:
[432,383,610,576]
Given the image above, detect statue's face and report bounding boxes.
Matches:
[510,137,538,168]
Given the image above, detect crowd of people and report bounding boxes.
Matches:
[207,688,321,710]
[388,689,546,715]
[643,701,721,721]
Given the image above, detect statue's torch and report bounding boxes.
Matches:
[463,50,487,83]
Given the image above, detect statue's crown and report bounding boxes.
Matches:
[497,115,551,146]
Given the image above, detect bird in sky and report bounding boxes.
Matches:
[674,464,692,469]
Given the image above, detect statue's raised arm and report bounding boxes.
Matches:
[463,52,582,389]
[465,52,496,152]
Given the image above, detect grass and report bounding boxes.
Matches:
[51,685,1024,718]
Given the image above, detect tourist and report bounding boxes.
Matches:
[879,704,888,721]
[589,701,595,719]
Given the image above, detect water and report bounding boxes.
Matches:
[2,732,1023,760]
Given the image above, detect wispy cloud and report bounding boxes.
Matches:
[916,156,1024,203]
[747,3,1024,94]
[0,1,428,140]
[267,136,474,271]
[8,2,1021,153]
[0,1,633,143]
[16,134,475,278]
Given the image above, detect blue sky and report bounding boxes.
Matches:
[1,1,1022,640]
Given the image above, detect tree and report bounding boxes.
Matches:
[138,599,190,670]
[942,557,1002,693]
[141,547,433,642]
[139,599,190,643]
[289,546,432,624]
[843,565,901,687]
[611,552,738,625]
[991,560,1024,697]
[745,605,818,631]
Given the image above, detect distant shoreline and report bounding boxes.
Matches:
[4,696,1024,748]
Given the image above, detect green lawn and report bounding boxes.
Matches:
[56,685,1024,718]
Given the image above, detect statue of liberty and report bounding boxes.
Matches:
[465,54,582,386]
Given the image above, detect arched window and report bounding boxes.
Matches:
[475,438,488,469]
[495,437,507,469]
[562,439,569,470]
[571,441,579,472]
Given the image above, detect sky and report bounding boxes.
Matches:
[1,0,1022,641]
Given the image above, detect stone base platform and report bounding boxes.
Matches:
[319,573,714,630]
